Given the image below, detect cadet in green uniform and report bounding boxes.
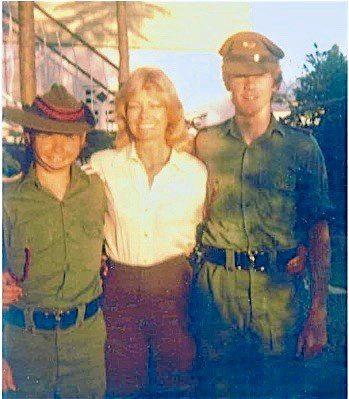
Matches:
[2,85,107,398]
[193,32,331,397]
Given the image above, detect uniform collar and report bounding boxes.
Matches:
[228,114,285,140]
[23,165,43,190]
[25,164,39,187]
[127,142,181,171]
[24,163,89,193]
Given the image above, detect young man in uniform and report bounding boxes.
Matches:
[193,31,331,397]
[2,84,107,398]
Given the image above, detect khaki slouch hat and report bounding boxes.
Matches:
[3,84,95,135]
[220,31,284,88]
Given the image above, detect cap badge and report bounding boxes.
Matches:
[242,41,256,49]
[253,53,260,62]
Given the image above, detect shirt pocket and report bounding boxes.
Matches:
[277,169,296,192]
[10,221,54,280]
[82,220,103,238]
[14,220,54,253]
[259,168,296,192]
[81,219,104,260]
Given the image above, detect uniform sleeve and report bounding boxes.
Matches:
[196,161,208,220]
[193,130,213,215]
[2,228,8,271]
[2,204,12,271]
[297,137,332,228]
[90,173,108,215]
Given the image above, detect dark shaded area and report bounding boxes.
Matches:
[80,129,116,162]
[317,99,347,288]
[281,44,347,288]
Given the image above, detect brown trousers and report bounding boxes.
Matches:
[102,255,196,396]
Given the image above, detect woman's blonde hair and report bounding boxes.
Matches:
[115,67,190,151]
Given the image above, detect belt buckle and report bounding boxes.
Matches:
[248,251,266,272]
[54,309,70,329]
[248,250,256,263]
[54,309,63,328]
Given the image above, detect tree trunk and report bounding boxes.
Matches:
[116,1,130,89]
[18,1,36,104]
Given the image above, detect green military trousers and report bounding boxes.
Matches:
[4,310,106,399]
[192,261,310,398]
[194,261,308,356]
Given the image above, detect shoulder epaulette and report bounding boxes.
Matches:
[292,125,313,135]
[279,122,313,136]
[209,118,231,130]
[197,118,232,135]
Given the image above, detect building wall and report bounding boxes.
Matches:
[3,22,117,132]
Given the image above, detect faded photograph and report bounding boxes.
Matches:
[2,2,347,398]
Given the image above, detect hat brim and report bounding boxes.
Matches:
[223,61,278,77]
[3,107,91,135]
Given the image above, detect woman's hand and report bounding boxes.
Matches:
[80,163,97,175]
[2,270,22,307]
[2,359,16,392]
[287,245,308,275]
[100,255,109,278]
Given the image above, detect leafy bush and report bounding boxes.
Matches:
[282,44,347,287]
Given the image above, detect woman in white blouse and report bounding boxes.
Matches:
[90,67,207,397]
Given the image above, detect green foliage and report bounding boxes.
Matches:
[282,44,347,203]
[2,143,27,177]
[282,44,347,127]
[296,44,347,107]
[2,149,21,177]
[282,44,347,287]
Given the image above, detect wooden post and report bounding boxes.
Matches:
[18,2,36,104]
[116,1,130,89]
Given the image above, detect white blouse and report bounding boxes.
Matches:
[90,144,207,266]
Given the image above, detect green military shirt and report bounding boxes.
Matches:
[196,116,330,252]
[3,165,107,310]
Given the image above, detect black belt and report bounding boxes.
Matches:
[200,246,298,273]
[4,296,101,331]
